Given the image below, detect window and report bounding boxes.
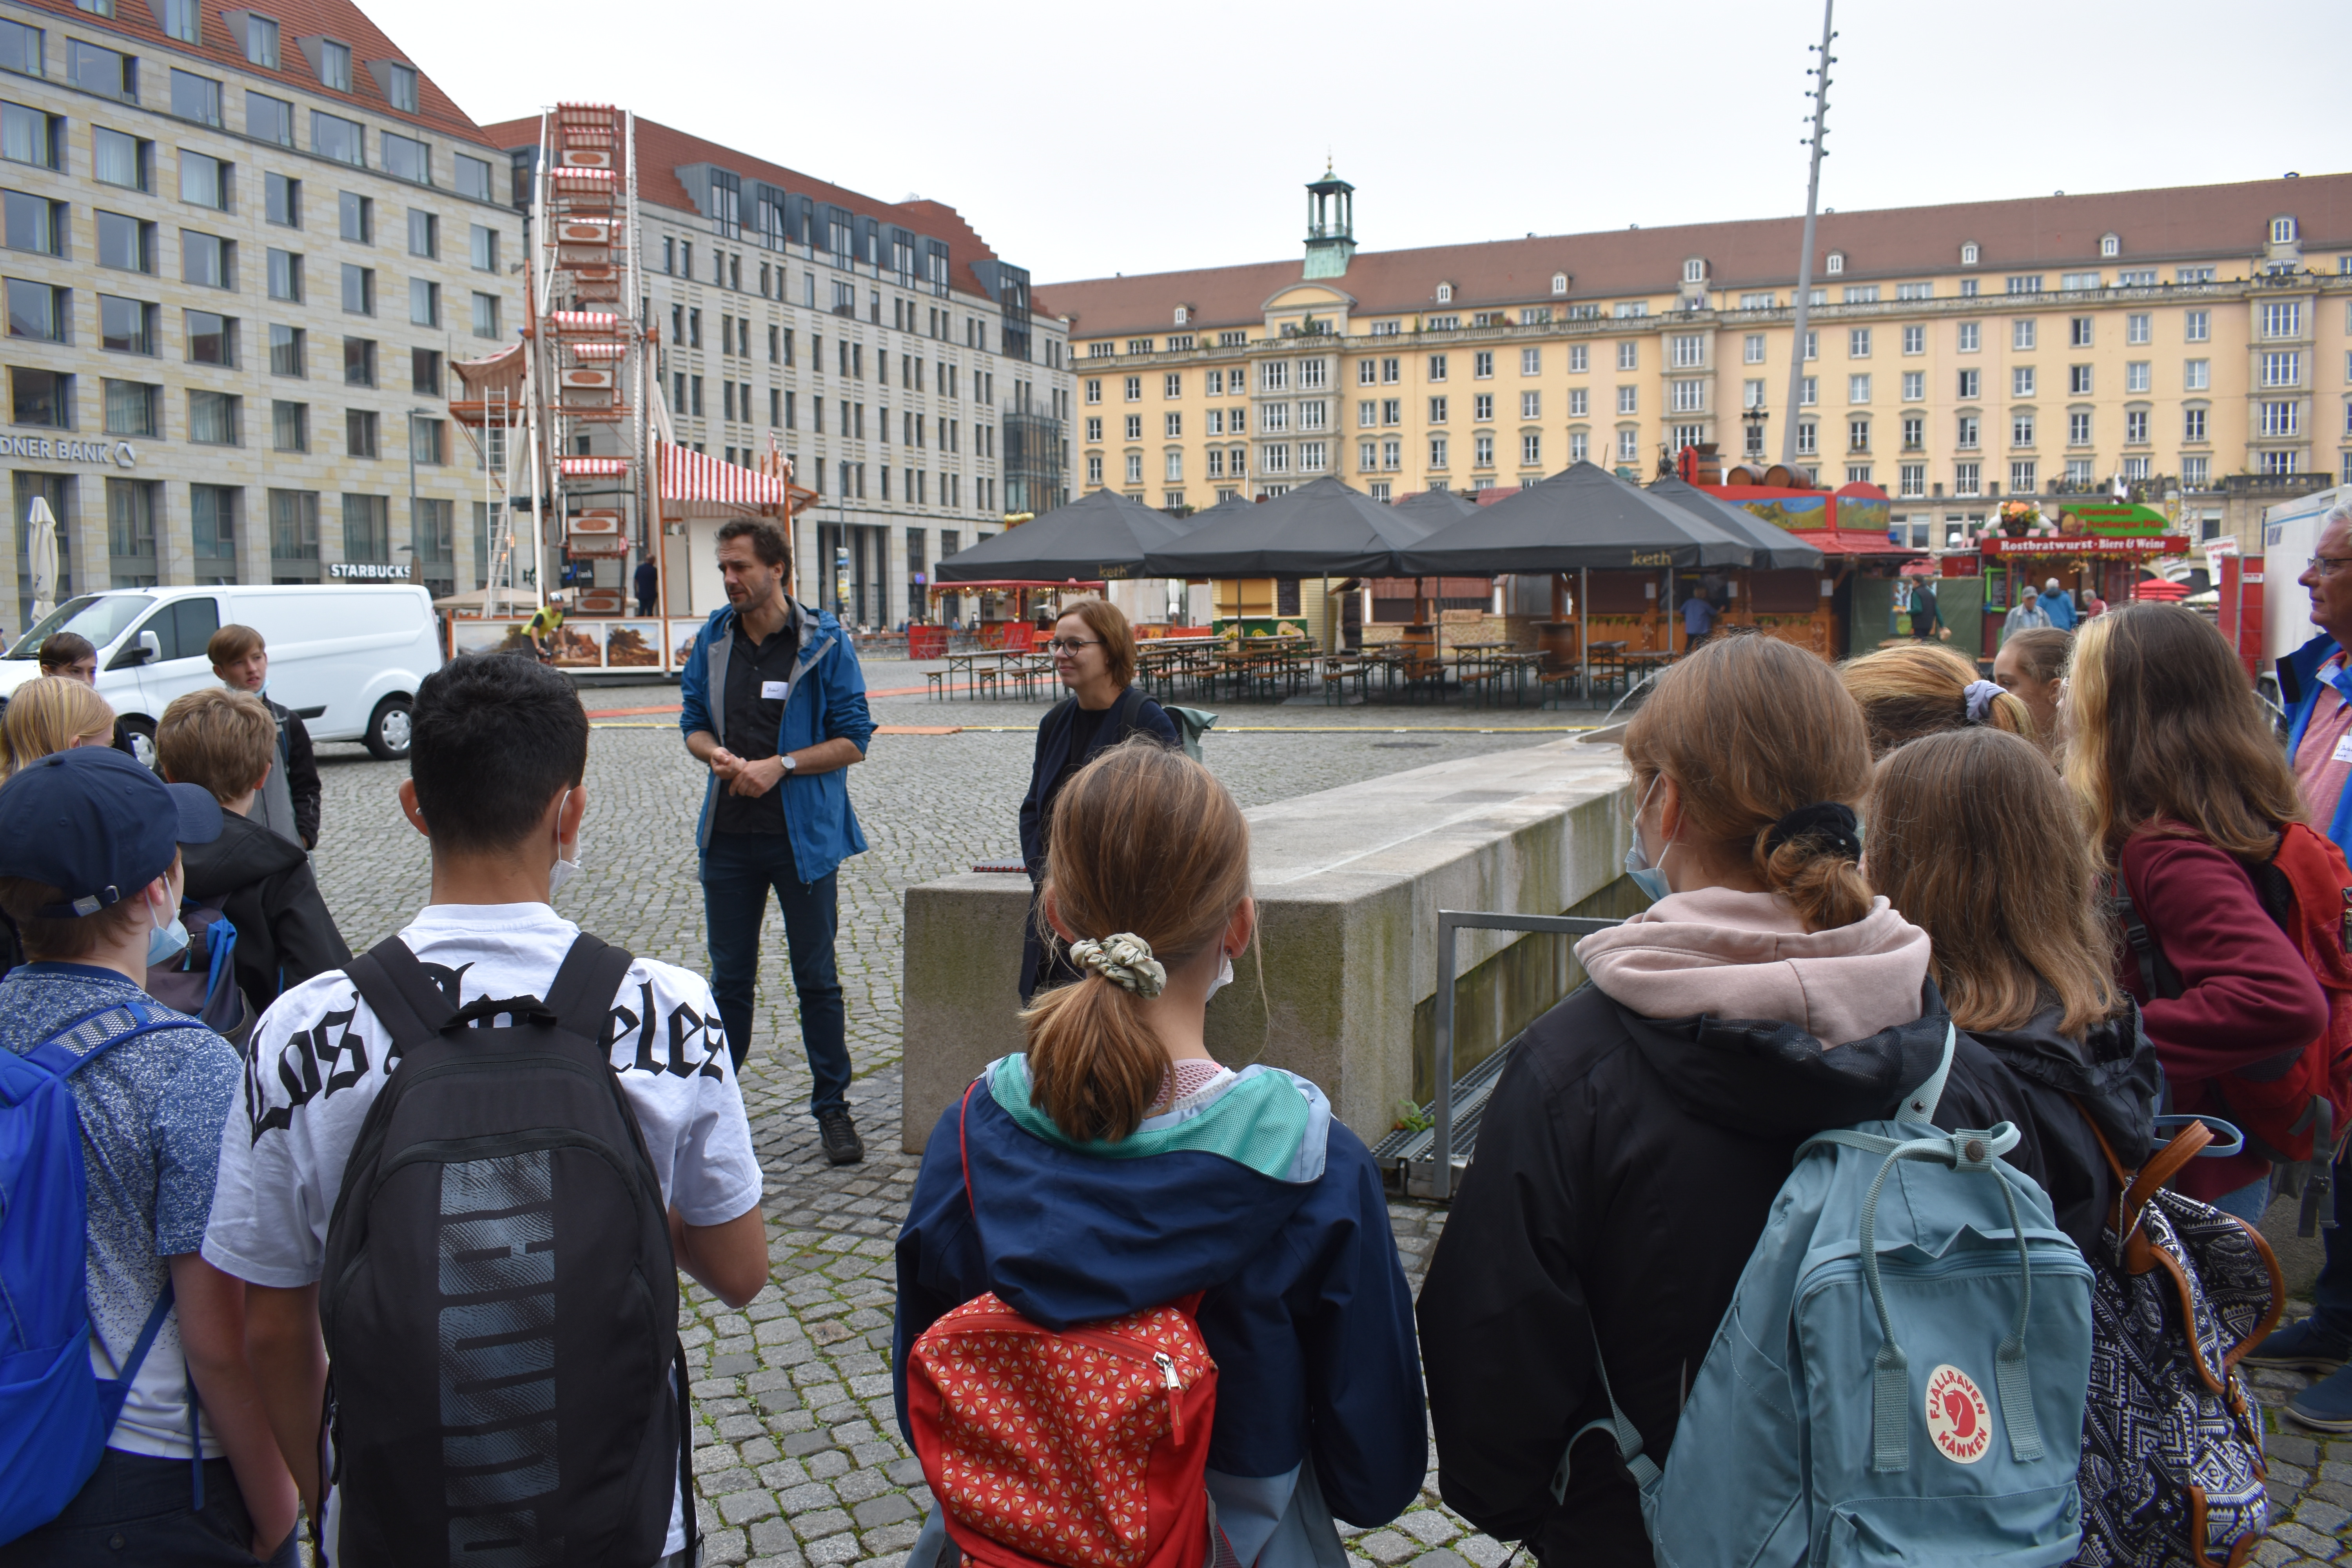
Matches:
[1164,411,1181,437]
[2125,409,2148,444]
[1795,421,1817,456]
[1742,333,1765,365]
[405,208,436,258]
[471,291,498,339]
[102,378,154,434]
[1843,285,1878,305]
[343,408,378,457]
[1901,414,1924,448]
[1848,328,1871,359]
[1672,381,1704,413]
[2272,216,2297,245]
[5,104,62,169]
[2125,312,2150,346]
[9,365,66,425]
[1848,374,1871,404]
[341,335,374,385]
[2013,367,2036,397]
[2119,269,2157,287]
[317,39,352,91]
[1084,416,1102,442]
[2012,415,2036,448]
[270,398,304,450]
[2005,276,2043,295]
[1898,463,1925,497]
[247,91,292,148]
[2185,358,2210,390]
[1522,390,1541,419]
[2012,319,2037,350]
[2259,401,2299,438]
[1956,415,1980,450]
[2066,457,2094,486]
[1848,419,1869,451]
[1798,376,1817,406]
[1616,341,1637,371]
[2062,273,2100,292]
[2263,301,2304,339]
[1568,345,1588,373]
[2068,411,2092,446]
[1474,434,1494,467]
[177,310,233,369]
[268,488,319,561]
[2260,450,2302,476]
[70,40,133,102]
[313,111,362,167]
[2184,309,2209,343]
[5,276,64,339]
[409,278,437,327]
[1958,321,1980,352]
[3,190,62,255]
[2183,406,2207,442]
[381,132,426,186]
[188,388,238,444]
[1803,330,1817,359]
[1901,371,1924,401]
[1955,461,1981,495]
[170,69,221,126]
[1124,413,1142,440]
[2066,316,2092,348]
[386,62,418,113]
[180,151,229,210]
[265,173,298,227]
[1474,350,1494,378]
[1616,386,1637,415]
[1430,437,1448,468]
[454,154,492,205]
[244,15,278,66]
[0,18,41,76]
[1825,252,1844,274]
[98,294,153,353]
[1521,347,1541,375]
[412,415,444,465]
[2068,365,2093,395]
[267,323,302,375]
[1428,355,1447,381]
[1742,379,1764,409]
[1471,393,1491,421]
[1568,388,1588,417]
[2263,351,2303,387]
[2009,461,2037,494]
[339,262,372,314]
[1125,374,1143,399]
[339,191,370,243]
[182,230,231,288]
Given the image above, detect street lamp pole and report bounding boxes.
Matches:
[1780,0,1836,472]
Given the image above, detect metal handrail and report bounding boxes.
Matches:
[1428,909,1626,1199]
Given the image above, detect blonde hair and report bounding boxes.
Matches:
[1868,728,2118,1039]
[2,677,116,776]
[1022,739,1251,1143]
[2063,603,2301,868]
[1055,597,1137,688]
[1840,641,2033,759]
[158,686,276,802]
[1622,632,1875,932]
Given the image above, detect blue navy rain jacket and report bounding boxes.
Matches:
[893,1056,1427,1568]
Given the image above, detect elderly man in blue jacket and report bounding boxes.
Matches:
[2247,499,2352,1431]
[681,516,877,1165]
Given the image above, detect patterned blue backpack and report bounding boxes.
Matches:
[0,1001,198,1544]
[1563,1026,2098,1566]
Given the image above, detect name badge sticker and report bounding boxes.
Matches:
[2331,729,2352,765]
[761,680,789,700]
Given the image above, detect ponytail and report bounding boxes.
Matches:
[1023,978,1169,1145]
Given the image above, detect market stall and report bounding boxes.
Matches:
[1958,499,2188,650]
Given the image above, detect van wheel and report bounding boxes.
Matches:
[118,715,157,770]
[365,697,414,760]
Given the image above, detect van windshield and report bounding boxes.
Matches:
[5,594,156,659]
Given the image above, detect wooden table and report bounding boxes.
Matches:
[941,649,1025,699]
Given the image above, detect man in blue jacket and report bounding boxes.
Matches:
[2247,499,2352,1430]
[681,517,877,1164]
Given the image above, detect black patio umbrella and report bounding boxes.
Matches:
[1396,462,1750,574]
[1143,475,1435,578]
[934,489,1194,583]
[1387,488,1481,528]
[1645,476,1824,569]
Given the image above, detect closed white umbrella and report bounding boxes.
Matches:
[26,495,58,625]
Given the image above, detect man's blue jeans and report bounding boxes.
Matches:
[702,831,851,1120]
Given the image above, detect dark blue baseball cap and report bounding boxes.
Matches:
[0,748,223,916]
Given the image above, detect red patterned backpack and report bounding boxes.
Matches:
[906,1084,1227,1568]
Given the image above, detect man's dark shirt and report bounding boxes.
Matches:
[715,613,800,836]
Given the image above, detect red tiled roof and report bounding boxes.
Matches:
[11,0,493,145]
[1044,172,2352,337]
[478,113,1020,306]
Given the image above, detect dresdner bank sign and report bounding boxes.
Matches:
[0,436,137,466]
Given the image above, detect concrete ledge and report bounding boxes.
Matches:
[900,739,1635,1152]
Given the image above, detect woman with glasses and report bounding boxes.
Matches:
[1017,597,1177,1000]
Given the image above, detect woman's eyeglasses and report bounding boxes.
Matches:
[1045,637,1100,654]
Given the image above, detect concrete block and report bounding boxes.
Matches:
[902,739,1633,1150]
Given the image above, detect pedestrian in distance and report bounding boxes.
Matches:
[156,688,351,1012]
[1864,725,2160,1256]
[1418,634,2048,1565]
[0,746,300,1565]
[2039,577,2078,632]
[679,517,876,1164]
[1839,641,2035,758]
[635,555,659,617]
[895,739,1426,1568]
[31,633,142,759]
[2062,602,2327,1221]
[524,591,568,662]
[203,653,766,1567]
[1993,626,2072,751]
[1678,586,1716,650]
[207,626,321,851]
[1017,596,1177,1002]
[2003,584,2053,642]
[1907,579,1951,642]
[0,675,116,777]
[2243,499,2352,1431]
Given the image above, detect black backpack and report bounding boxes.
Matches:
[144,895,249,1048]
[320,933,694,1568]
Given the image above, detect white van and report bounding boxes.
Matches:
[0,584,441,762]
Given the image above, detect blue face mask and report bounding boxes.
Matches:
[145,889,189,968]
[1623,774,1673,902]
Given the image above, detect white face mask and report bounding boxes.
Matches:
[1205,951,1234,1002]
[549,790,585,897]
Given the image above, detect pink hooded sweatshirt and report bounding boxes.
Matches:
[1573,886,1933,1045]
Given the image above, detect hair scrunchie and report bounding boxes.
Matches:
[1067,933,1167,998]
[1764,802,1862,863]
[1963,679,2004,726]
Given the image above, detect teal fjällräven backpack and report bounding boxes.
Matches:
[1565,1026,2097,1567]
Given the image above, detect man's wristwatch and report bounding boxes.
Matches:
[780,753,797,774]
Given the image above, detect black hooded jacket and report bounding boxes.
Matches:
[179,807,351,1010]
[1417,981,2076,1566]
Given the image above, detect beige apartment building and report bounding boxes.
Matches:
[1,0,523,627]
[1046,170,2352,553]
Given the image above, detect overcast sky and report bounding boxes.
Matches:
[405,0,2350,294]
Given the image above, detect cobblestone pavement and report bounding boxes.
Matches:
[302,677,2346,1567]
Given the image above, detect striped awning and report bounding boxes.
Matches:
[570,341,628,361]
[546,311,624,335]
[559,456,632,477]
[660,441,787,505]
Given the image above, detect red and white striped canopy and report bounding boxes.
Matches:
[660,441,787,505]
[559,456,632,477]
[546,311,624,336]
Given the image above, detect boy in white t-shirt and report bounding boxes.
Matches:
[202,654,767,1567]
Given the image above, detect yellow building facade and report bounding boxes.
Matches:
[1045,171,2352,554]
